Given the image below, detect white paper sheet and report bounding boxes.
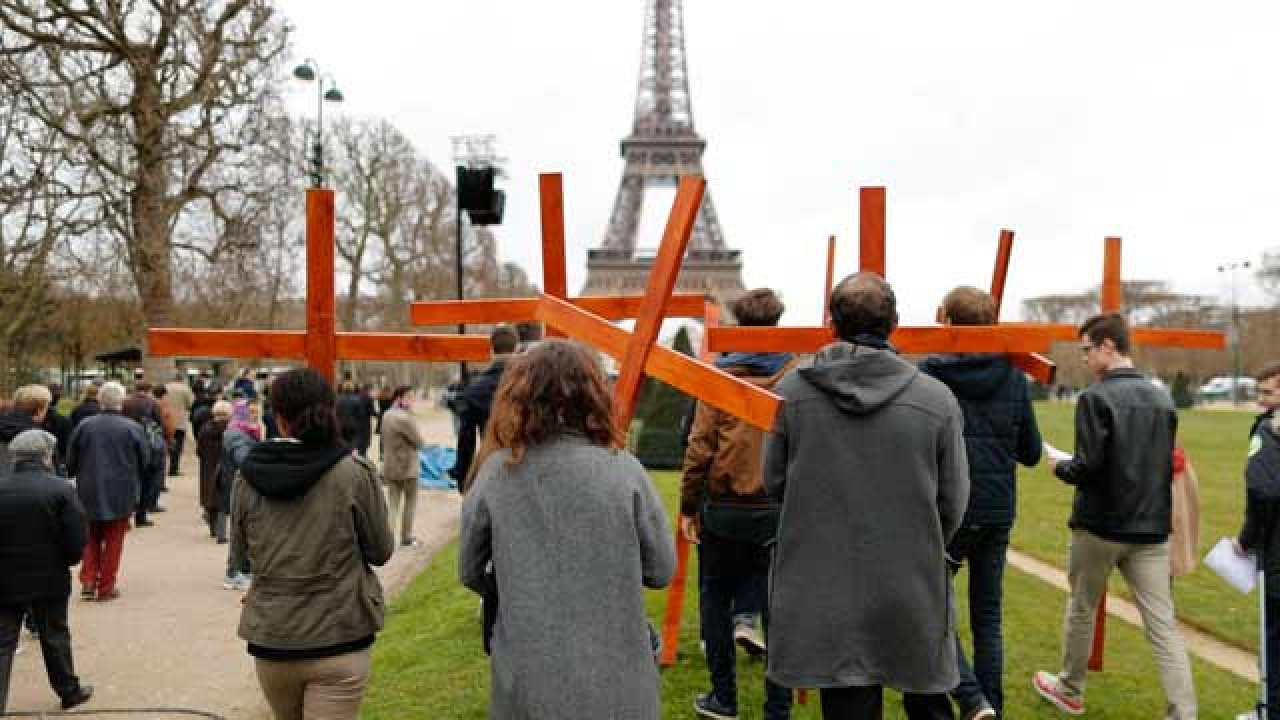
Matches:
[1204,536,1258,594]
[1043,442,1073,463]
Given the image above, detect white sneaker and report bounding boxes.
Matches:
[733,622,766,657]
[1234,711,1259,720]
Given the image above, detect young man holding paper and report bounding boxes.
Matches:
[1234,363,1280,720]
[1032,313,1197,720]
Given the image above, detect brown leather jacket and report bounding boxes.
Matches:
[679,358,798,517]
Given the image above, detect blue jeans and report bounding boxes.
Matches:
[947,524,1010,717]
[698,531,791,720]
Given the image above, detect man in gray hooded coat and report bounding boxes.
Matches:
[764,272,970,720]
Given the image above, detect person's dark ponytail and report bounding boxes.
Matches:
[271,369,341,445]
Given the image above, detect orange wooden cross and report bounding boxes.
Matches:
[147,189,492,380]
[409,173,783,432]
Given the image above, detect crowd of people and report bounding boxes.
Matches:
[0,365,433,716]
[456,275,1276,720]
[2,270,1277,719]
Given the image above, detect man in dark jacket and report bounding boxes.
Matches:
[42,384,74,477]
[1033,313,1196,719]
[681,289,795,720]
[765,273,969,720]
[1235,362,1280,719]
[0,385,52,473]
[67,382,149,602]
[336,382,375,457]
[453,325,519,491]
[920,287,1042,720]
[122,381,166,524]
[0,430,93,712]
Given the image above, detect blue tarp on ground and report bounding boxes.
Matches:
[419,445,457,489]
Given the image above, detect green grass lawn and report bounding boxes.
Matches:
[1017,402,1260,651]
[364,471,1258,719]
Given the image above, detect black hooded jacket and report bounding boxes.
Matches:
[240,439,351,500]
[920,354,1042,526]
[0,412,37,473]
[1238,412,1280,575]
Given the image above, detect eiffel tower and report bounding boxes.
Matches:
[581,0,746,302]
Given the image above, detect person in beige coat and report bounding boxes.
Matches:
[1169,444,1201,578]
[379,386,426,547]
[162,372,195,477]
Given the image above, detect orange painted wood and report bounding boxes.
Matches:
[409,294,708,326]
[1031,325,1225,350]
[576,294,707,320]
[1009,352,1057,385]
[540,173,569,339]
[539,174,568,298]
[411,299,541,325]
[1101,236,1122,313]
[536,295,782,431]
[335,333,492,362]
[1089,596,1107,671]
[612,176,706,429]
[706,325,1065,354]
[306,189,338,382]
[859,187,886,277]
[659,531,691,668]
[990,229,1015,319]
[657,298,723,667]
[823,235,837,325]
[148,329,307,360]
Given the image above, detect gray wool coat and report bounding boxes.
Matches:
[764,342,970,694]
[459,436,676,720]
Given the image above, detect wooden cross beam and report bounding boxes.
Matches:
[148,189,492,382]
[706,188,1062,382]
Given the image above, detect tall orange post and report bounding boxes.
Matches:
[305,189,337,383]
[859,187,886,277]
[1101,236,1123,314]
[539,174,568,338]
[990,229,1015,319]
[611,176,706,428]
[823,235,837,325]
[1089,236,1123,672]
[657,297,721,667]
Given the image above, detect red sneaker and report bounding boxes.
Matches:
[1033,671,1085,715]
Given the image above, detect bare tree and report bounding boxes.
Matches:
[0,87,95,392]
[0,0,289,377]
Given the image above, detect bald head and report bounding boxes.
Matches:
[828,272,898,343]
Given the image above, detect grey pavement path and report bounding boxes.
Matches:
[7,404,461,719]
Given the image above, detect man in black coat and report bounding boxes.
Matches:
[0,430,93,712]
[452,325,519,492]
[42,384,74,477]
[1033,313,1196,719]
[920,287,1042,720]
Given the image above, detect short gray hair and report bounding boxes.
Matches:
[100,381,126,411]
[10,429,56,464]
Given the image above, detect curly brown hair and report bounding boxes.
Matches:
[467,340,621,488]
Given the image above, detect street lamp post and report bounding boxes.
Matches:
[1218,259,1252,406]
[293,59,345,188]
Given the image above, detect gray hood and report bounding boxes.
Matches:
[798,342,919,415]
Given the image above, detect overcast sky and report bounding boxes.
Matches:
[274,1,1277,326]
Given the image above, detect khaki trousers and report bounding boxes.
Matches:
[1061,529,1197,719]
[255,647,371,720]
[386,477,418,544]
